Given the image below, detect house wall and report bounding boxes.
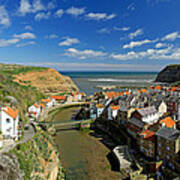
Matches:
[97,108,104,118]
[138,136,156,158]
[108,107,113,120]
[0,111,18,139]
[157,136,179,170]
[158,102,167,117]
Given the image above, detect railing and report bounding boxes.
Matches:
[37,118,95,127]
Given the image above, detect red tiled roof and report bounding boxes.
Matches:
[41,99,51,103]
[96,104,104,108]
[111,105,120,110]
[3,107,19,119]
[141,89,148,93]
[34,104,39,108]
[155,85,162,90]
[125,91,130,95]
[51,96,66,100]
[40,103,45,108]
[140,129,155,139]
[160,117,175,128]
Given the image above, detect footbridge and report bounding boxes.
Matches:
[38,118,94,126]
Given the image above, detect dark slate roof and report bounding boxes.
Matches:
[156,127,180,141]
[129,117,145,128]
[137,106,157,117]
[119,107,128,112]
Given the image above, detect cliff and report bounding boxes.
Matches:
[0,131,65,180]
[0,64,67,180]
[13,67,79,94]
[155,64,180,83]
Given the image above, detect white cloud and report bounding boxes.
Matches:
[0,6,10,27]
[14,32,36,39]
[127,3,135,11]
[97,28,111,34]
[47,2,56,10]
[155,43,167,48]
[162,32,180,41]
[150,47,180,60]
[123,39,156,49]
[86,13,116,21]
[66,7,85,16]
[34,12,51,21]
[18,0,45,15]
[32,0,45,12]
[59,37,80,46]
[0,38,19,47]
[114,26,130,31]
[16,41,36,47]
[45,34,58,39]
[25,25,33,31]
[64,48,107,59]
[111,46,173,60]
[55,9,64,18]
[129,29,143,39]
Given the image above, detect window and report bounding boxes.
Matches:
[6,118,10,123]
[166,146,170,151]
[166,155,170,159]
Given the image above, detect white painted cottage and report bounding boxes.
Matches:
[0,107,19,140]
[96,104,104,118]
[28,103,41,118]
[41,99,54,109]
[108,105,120,120]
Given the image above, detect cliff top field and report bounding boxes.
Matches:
[0,63,78,95]
[13,68,78,94]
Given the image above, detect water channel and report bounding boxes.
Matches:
[53,107,120,180]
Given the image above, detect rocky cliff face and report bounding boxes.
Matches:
[8,131,65,180]
[13,68,79,94]
[155,64,180,83]
[0,154,24,180]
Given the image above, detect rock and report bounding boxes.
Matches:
[155,64,180,83]
[0,153,24,180]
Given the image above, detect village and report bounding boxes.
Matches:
[81,85,180,179]
[0,84,180,179]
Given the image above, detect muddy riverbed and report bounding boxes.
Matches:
[53,107,120,180]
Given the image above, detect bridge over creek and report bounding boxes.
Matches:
[37,119,95,131]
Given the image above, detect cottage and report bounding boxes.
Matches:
[96,104,105,118]
[73,92,86,102]
[160,117,176,129]
[165,96,179,118]
[116,107,135,126]
[132,106,159,125]
[156,127,180,171]
[127,117,145,139]
[51,96,66,104]
[28,103,41,118]
[153,100,167,117]
[0,106,19,140]
[138,129,156,158]
[108,105,120,120]
[41,99,54,108]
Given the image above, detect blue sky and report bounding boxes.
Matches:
[0,0,180,71]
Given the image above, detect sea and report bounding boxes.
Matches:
[61,72,158,96]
